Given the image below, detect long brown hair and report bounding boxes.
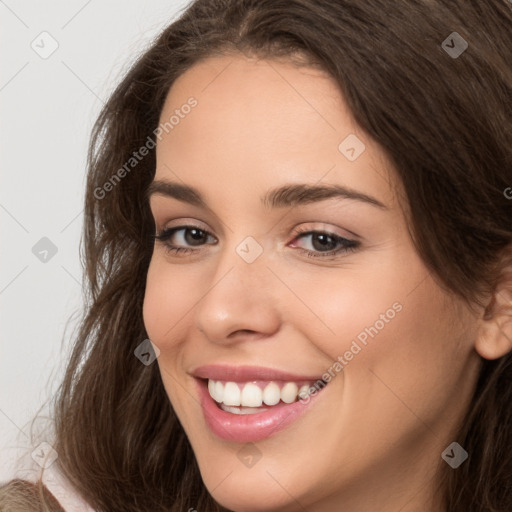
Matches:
[2,1,511,510]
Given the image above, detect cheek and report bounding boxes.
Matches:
[142,265,164,343]
[142,258,189,347]
[341,275,473,431]
[299,251,469,408]
[142,259,192,409]
[286,263,406,364]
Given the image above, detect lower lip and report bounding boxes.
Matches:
[195,378,328,443]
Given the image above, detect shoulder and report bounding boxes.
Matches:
[1,459,96,512]
[0,477,65,511]
[40,461,96,512]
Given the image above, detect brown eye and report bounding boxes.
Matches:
[289,229,360,259]
[153,225,217,255]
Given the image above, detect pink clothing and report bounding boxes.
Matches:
[38,461,96,512]
[2,451,96,512]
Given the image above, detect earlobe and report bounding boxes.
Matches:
[475,317,512,360]
[474,248,512,360]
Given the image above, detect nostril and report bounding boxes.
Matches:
[227,329,261,340]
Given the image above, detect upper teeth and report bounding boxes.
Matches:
[207,379,312,407]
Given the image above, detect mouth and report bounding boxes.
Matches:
[208,378,319,411]
[192,365,330,442]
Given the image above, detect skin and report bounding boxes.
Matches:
[142,54,511,512]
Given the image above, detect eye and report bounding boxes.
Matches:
[152,225,217,255]
[288,227,360,259]
[151,224,360,259]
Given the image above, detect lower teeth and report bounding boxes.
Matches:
[220,404,270,414]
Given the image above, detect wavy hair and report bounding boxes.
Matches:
[1,0,512,510]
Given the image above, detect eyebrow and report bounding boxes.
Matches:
[145,180,388,210]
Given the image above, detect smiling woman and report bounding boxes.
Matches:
[1,0,512,511]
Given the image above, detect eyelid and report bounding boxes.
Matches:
[290,222,357,240]
[156,217,211,233]
[288,226,359,252]
[156,220,356,243]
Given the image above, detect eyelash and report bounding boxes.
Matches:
[151,224,360,259]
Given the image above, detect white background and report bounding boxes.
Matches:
[0,0,189,480]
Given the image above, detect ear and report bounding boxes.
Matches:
[474,245,512,360]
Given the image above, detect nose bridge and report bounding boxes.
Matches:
[193,233,281,342]
[213,226,271,291]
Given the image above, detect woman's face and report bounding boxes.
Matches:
[143,54,483,512]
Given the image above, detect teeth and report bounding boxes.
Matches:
[281,382,298,403]
[298,384,310,400]
[207,379,318,407]
[214,381,224,402]
[223,382,241,406]
[220,405,268,414]
[262,382,280,406]
[241,383,263,407]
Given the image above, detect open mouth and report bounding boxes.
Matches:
[195,376,330,442]
[207,378,328,414]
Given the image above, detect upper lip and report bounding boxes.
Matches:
[191,364,324,382]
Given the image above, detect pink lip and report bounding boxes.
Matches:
[192,366,329,443]
[191,364,324,382]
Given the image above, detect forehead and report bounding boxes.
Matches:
[154,54,398,211]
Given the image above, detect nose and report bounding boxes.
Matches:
[194,242,281,345]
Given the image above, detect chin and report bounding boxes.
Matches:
[207,478,298,512]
